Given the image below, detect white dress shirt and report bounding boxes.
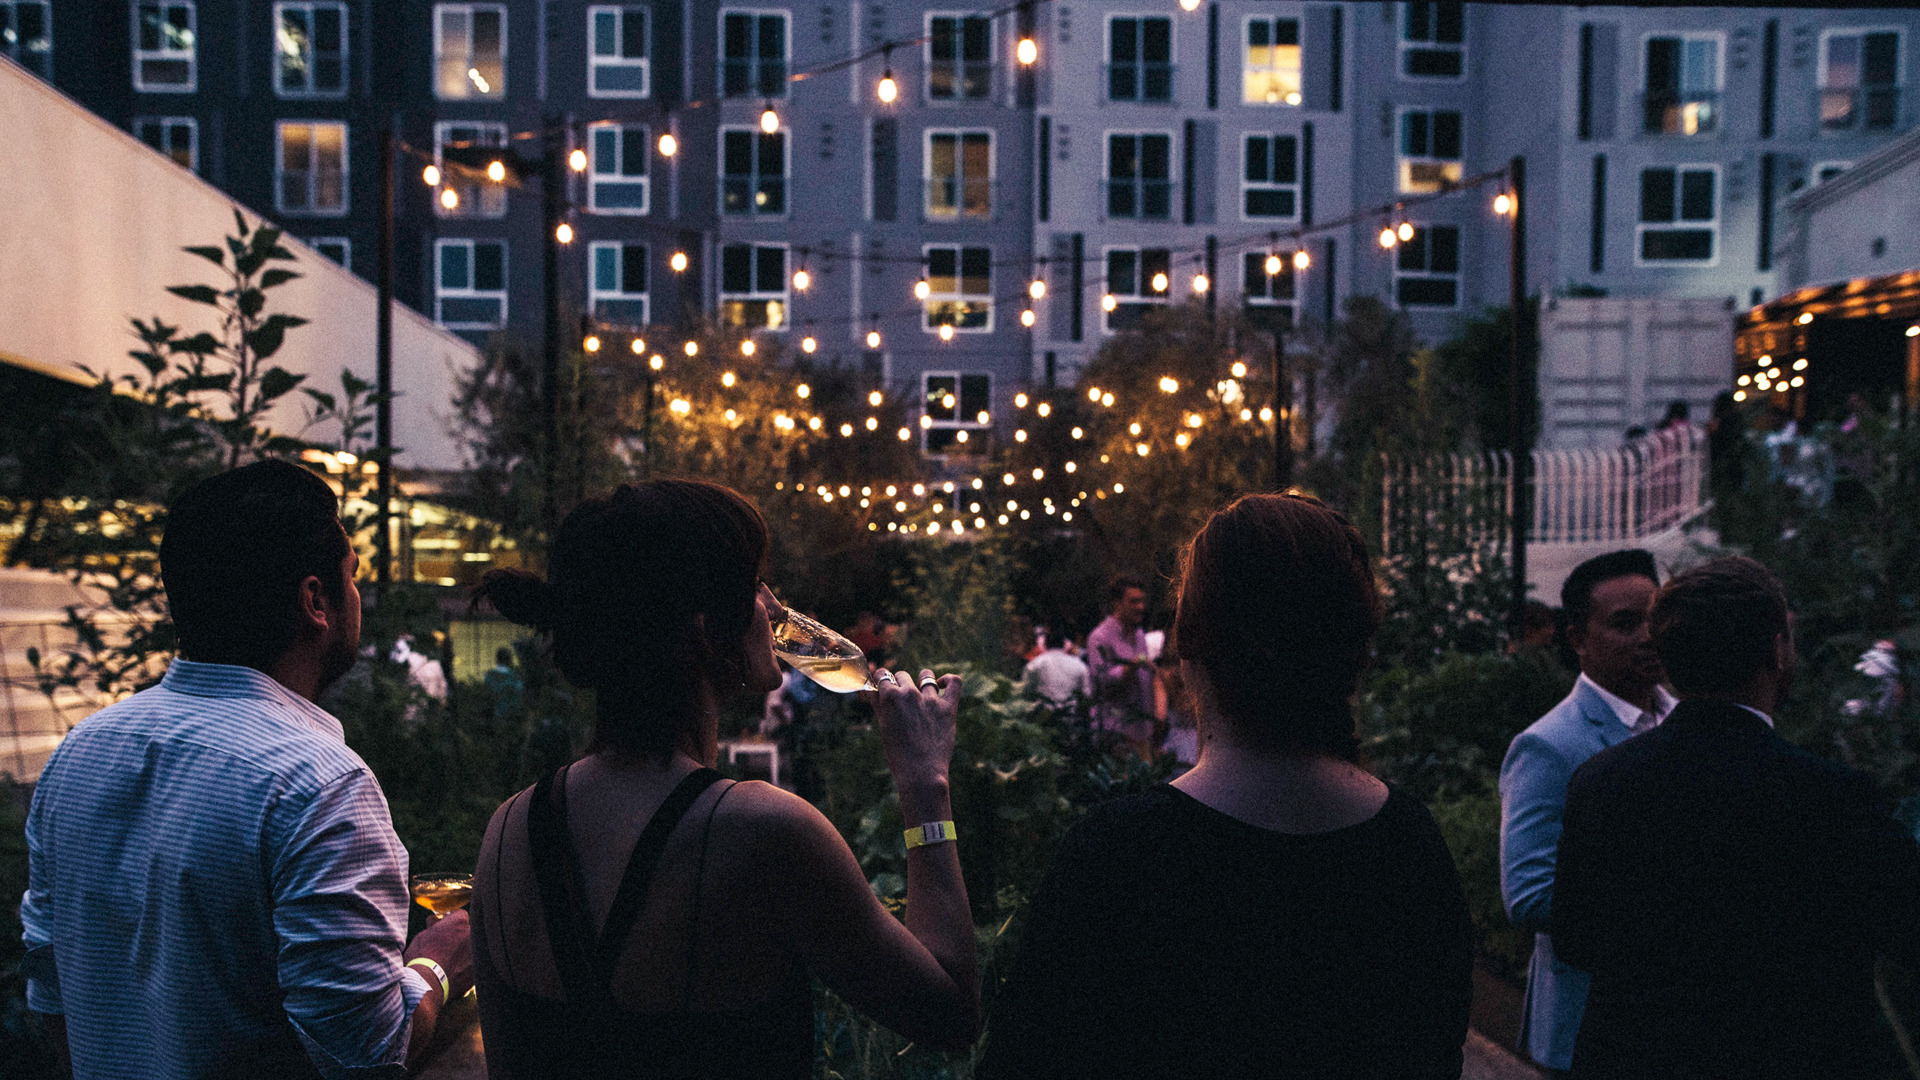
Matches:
[1576,672,1677,734]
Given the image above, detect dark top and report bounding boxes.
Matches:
[1553,698,1920,1080]
[978,783,1473,1080]
[472,767,815,1080]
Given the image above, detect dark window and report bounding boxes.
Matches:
[1243,134,1298,218]
[722,12,786,98]
[1108,133,1173,220]
[1638,167,1716,262]
[1109,17,1172,102]
[722,129,785,215]
[0,2,53,78]
[1402,1,1463,78]
[1394,225,1459,307]
[929,15,991,99]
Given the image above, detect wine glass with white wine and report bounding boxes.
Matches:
[766,595,879,693]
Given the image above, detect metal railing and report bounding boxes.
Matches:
[1104,179,1174,220]
[923,178,996,220]
[1104,62,1174,103]
[1640,91,1721,136]
[1817,85,1906,133]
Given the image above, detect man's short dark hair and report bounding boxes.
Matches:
[1108,575,1146,603]
[1561,549,1659,632]
[162,459,349,670]
[1650,556,1790,697]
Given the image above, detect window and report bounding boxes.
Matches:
[434,122,507,217]
[926,131,992,219]
[1107,133,1172,220]
[134,116,197,170]
[721,11,786,98]
[1395,225,1460,307]
[588,6,648,97]
[721,128,785,215]
[923,373,990,454]
[1814,161,1852,184]
[277,121,347,215]
[1637,166,1717,265]
[1242,134,1298,219]
[1104,247,1171,332]
[590,242,649,325]
[133,2,195,91]
[1108,16,1172,103]
[1401,2,1463,79]
[1243,18,1301,105]
[1642,34,1720,135]
[589,123,649,213]
[435,4,505,100]
[926,15,991,100]
[309,237,350,267]
[436,239,507,328]
[1242,252,1296,307]
[720,243,787,328]
[275,2,346,97]
[1,2,53,78]
[1820,30,1901,132]
[924,246,992,332]
[1399,109,1462,193]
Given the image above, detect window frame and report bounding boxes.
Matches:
[273,1,348,99]
[921,371,992,456]
[433,121,509,218]
[275,119,349,217]
[1102,245,1173,334]
[1399,1,1464,81]
[925,12,994,102]
[1241,15,1302,106]
[1105,14,1174,104]
[434,2,507,101]
[132,1,197,93]
[718,242,789,330]
[1105,131,1175,221]
[924,128,995,220]
[922,245,994,334]
[588,121,650,215]
[719,9,788,99]
[719,126,787,217]
[1639,31,1723,136]
[1393,224,1463,309]
[1240,132,1300,221]
[587,4,650,98]
[1396,107,1464,194]
[1,1,54,79]
[134,115,199,171]
[308,237,351,268]
[589,241,650,326]
[1817,27,1903,134]
[435,238,508,329]
[1635,163,1720,268]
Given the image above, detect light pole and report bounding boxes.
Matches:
[1505,155,1530,644]
[374,126,396,587]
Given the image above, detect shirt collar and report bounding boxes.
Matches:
[1577,672,1677,731]
[1733,703,1776,728]
[160,659,346,743]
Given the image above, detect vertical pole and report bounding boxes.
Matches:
[375,127,395,588]
[541,120,563,541]
[1507,155,1530,644]
[1273,325,1292,490]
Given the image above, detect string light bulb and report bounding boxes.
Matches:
[867,329,882,348]
[1151,272,1169,293]
[869,390,884,406]
[555,222,573,244]
[657,133,677,157]
[486,160,506,182]
[1379,226,1398,248]
[1021,309,1036,327]
[1265,253,1283,276]
[739,339,755,356]
[793,267,811,291]
[1231,361,1248,378]
[1294,249,1311,270]
[1102,293,1118,312]
[440,188,460,210]
[568,148,587,172]
[1493,191,1513,215]
[1397,221,1415,242]
[649,355,664,371]
[877,69,898,103]
[1029,279,1047,300]
[801,335,818,353]
[630,338,646,355]
[1016,37,1038,65]
[796,383,811,398]
[422,164,442,186]
[670,251,689,272]
[1192,273,1210,294]
[583,335,601,352]
[684,340,699,356]
[1179,0,1201,10]
[722,370,739,385]
[938,324,955,341]
[760,104,780,133]
[914,278,932,300]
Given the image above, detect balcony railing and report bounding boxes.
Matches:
[1106,179,1173,220]
[1641,90,1720,136]
[1105,62,1174,103]
[927,61,994,101]
[1818,85,1906,133]
[721,176,786,216]
[924,178,996,220]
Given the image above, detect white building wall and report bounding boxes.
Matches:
[1779,127,1920,290]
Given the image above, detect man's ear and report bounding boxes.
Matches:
[1773,630,1793,674]
[1564,619,1587,656]
[294,575,330,635]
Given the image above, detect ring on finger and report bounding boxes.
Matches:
[919,676,939,689]
[876,671,896,683]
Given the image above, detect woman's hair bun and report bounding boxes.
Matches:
[472,568,560,630]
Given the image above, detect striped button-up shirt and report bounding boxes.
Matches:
[21,661,427,1079]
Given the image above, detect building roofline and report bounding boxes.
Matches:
[1783,125,1920,215]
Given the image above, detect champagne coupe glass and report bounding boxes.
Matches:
[410,873,474,919]
[766,595,879,693]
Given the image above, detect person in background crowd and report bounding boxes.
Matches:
[980,494,1472,1079]
[1024,634,1093,709]
[485,645,526,719]
[1086,576,1156,756]
[392,633,449,702]
[1553,557,1920,1079]
[21,459,472,1078]
[1155,652,1198,773]
[1657,399,1691,432]
[1500,549,1672,1077]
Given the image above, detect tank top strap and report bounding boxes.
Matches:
[526,765,600,1006]
[593,767,726,983]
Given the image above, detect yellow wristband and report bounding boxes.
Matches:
[904,820,957,849]
[407,956,450,1004]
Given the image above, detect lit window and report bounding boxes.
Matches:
[590,242,649,325]
[924,246,992,333]
[435,3,506,100]
[1401,1,1463,79]
[1108,16,1172,103]
[2,2,55,79]
[134,116,197,170]
[589,123,649,213]
[1107,133,1173,221]
[720,243,787,329]
[928,15,992,100]
[308,237,350,268]
[721,128,785,215]
[1394,225,1460,308]
[1637,166,1717,265]
[1642,34,1720,135]
[926,130,992,219]
[923,372,991,455]
[1104,247,1171,333]
[275,2,346,97]
[1820,29,1901,132]
[1399,109,1462,193]
[588,5,649,97]
[133,1,196,91]
[434,122,508,217]
[436,239,507,328]
[1243,17,1300,105]
[276,121,348,215]
[1242,134,1299,219]
[721,11,786,98]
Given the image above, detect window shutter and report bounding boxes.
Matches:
[1588,24,1617,139]
[1191,119,1217,224]
[1301,4,1335,111]
[871,118,897,221]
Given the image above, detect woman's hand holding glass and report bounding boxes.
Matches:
[863,668,962,805]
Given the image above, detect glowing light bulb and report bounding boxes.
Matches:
[1021,309,1036,327]
[867,330,882,348]
[869,390,884,406]
[1397,222,1415,242]
[1088,387,1102,402]
[1151,272,1169,293]
[1179,0,1200,10]
[920,414,933,429]
[1014,392,1029,409]
[1102,294,1118,312]
[555,222,574,244]
[1493,192,1513,215]
[938,324,955,341]
[1030,279,1047,300]
[1192,273,1209,293]
[1294,249,1311,271]
[670,251,689,272]
[798,335,816,354]
[630,338,646,355]
[809,416,823,430]
[568,148,587,172]
[1136,443,1150,456]
[898,427,911,440]
[1071,426,1083,439]
[1259,406,1274,422]
[1032,468,1044,480]
[1379,227,1397,248]
[440,187,460,210]
[838,424,852,437]
[1265,253,1283,276]
[583,335,601,352]
[1231,361,1248,378]
[740,339,755,356]
[684,341,699,356]
[649,355,664,371]
[722,370,738,386]
[1015,429,1027,442]
[877,71,898,103]
[1017,37,1038,65]
[1102,393,1114,407]
[1129,422,1142,436]
[1158,376,1179,393]
[955,430,968,443]
[866,416,879,431]
[1037,402,1051,417]
[976,410,990,424]
[422,165,442,186]
[486,160,506,182]
[657,133,677,157]
[796,383,811,398]
[1064,461,1077,473]
[915,278,932,300]
[760,107,780,133]
[793,268,811,291]
[725,408,738,422]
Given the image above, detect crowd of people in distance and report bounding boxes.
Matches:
[19,460,1920,1079]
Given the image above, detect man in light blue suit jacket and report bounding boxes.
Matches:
[1500,550,1673,1074]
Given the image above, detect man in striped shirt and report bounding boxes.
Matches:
[20,460,472,1078]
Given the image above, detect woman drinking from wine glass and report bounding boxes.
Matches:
[469,479,976,1078]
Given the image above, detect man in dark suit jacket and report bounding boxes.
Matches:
[1552,556,1920,1080]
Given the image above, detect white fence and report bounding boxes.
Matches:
[1382,425,1710,556]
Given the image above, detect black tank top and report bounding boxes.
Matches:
[472,766,814,1079]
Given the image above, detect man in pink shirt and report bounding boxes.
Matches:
[1086,577,1156,754]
